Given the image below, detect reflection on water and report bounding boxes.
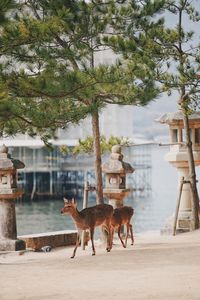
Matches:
[15,145,200,235]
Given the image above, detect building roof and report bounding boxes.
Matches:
[155,111,200,124]
[0,138,79,148]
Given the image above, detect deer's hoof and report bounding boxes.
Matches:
[106,248,111,252]
[70,256,75,259]
[92,253,95,256]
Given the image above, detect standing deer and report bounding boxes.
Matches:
[111,206,134,248]
[60,198,113,258]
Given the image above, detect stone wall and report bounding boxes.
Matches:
[19,230,79,250]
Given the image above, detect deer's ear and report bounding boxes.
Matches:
[63,197,68,204]
[71,198,77,206]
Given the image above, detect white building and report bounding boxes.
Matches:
[63,104,134,141]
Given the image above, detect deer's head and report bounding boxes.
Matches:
[60,198,77,215]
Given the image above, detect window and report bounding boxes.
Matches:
[195,128,200,144]
[178,129,183,142]
[171,129,178,143]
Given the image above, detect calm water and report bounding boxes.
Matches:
[16,195,167,236]
[15,146,200,236]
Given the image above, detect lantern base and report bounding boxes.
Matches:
[0,238,26,251]
[108,199,124,209]
[177,211,191,232]
[160,212,191,235]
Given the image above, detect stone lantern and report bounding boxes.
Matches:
[156,111,200,232]
[0,144,26,251]
[102,145,134,208]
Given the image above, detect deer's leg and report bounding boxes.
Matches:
[71,230,81,259]
[101,225,108,246]
[129,224,134,245]
[111,227,115,247]
[118,225,126,248]
[90,228,96,256]
[107,224,112,251]
[101,225,111,252]
[125,223,130,247]
[104,222,112,252]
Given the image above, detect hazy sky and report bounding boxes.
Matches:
[132,92,178,143]
[132,0,200,143]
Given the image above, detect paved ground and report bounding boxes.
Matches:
[1,230,200,300]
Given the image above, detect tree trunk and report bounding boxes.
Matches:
[91,111,104,204]
[182,112,199,230]
[176,2,199,230]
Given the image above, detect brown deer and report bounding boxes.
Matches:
[111,206,134,248]
[60,198,113,258]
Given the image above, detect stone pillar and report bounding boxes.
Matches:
[176,167,192,230]
[178,168,191,212]
[0,144,26,251]
[0,199,25,251]
[0,200,17,239]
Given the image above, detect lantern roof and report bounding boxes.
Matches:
[156,111,200,125]
[0,144,25,170]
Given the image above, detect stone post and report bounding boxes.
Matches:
[0,144,26,251]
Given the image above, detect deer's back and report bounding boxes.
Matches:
[80,203,113,227]
[112,206,134,226]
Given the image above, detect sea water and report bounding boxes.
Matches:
[15,146,200,235]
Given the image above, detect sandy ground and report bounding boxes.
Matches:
[1,230,200,300]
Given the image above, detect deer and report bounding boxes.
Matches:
[60,198,114,258]
[111,206,134,248]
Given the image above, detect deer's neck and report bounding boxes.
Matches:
[70,208,85,229]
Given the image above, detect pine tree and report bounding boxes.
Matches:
[156,0,200,229]
[1,0,165,203]
[0,0,16,24]
[0,0,17,125]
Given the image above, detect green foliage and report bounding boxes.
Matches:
[59,144,70,155]
[73,136,94,154]
[0,0,17,25]
[72,135,132,155]
[155,0,200,112]
[0,0,166,141]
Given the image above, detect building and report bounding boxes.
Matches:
[65,104,134,140]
